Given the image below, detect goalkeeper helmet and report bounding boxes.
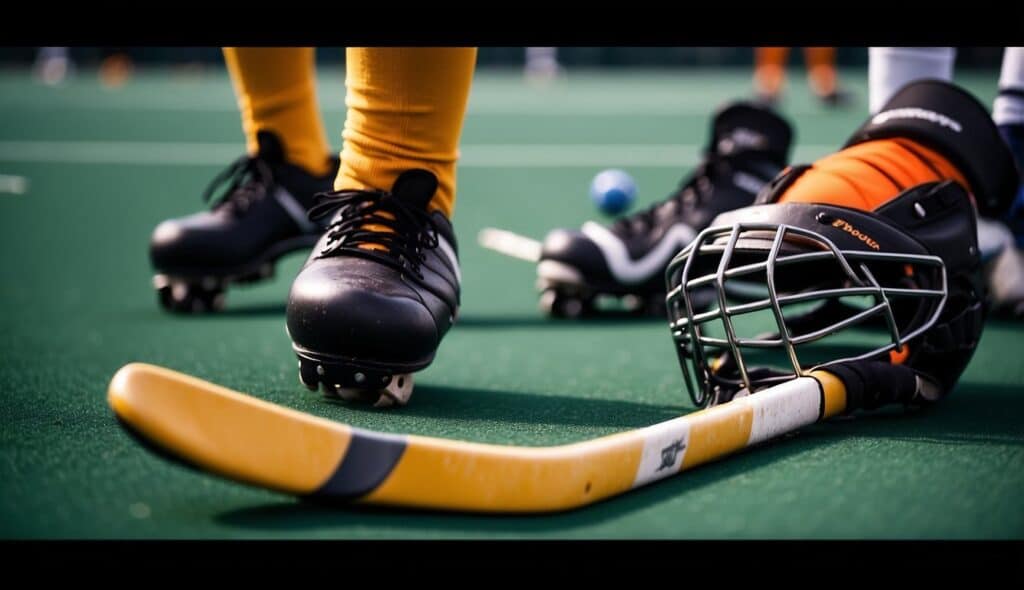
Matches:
[665,180,985,408]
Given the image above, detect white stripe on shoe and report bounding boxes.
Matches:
[580,221,696,285]
[436,234,461,285]
[273,187,319,234]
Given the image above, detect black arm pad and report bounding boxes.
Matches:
[844,79,1020,217]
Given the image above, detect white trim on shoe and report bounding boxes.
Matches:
[436,234,462,285]
[274,187,320,234]
[580,221,696,285]
[537,260,584,285]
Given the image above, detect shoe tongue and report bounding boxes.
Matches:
[709,102,793,166]
[391,169,439,210]
[255,130,286,165]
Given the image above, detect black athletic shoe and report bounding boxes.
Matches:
[286,169,460,407]
[536,101,793,318]
[150,130,339,313]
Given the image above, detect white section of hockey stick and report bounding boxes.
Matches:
[478,227,542,262]
[632,418,692,488]
[745,377,823,446]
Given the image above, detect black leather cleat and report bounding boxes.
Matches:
[286,169,460,407]
[150,130,339,313]
[536,101,793,318]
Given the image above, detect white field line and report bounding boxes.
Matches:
[0,141,834,168]
[0,91,830,116]
[0,100,829,117]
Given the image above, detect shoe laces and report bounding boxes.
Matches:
[201,155,275,216]
[307,189,440,279]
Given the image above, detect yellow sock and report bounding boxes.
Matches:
[338,47,477,218]
[223,47,333,176]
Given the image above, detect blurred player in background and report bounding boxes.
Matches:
[98,48,134,88]
[753,47,851,107]
[33,47,134,88]
[524,47,563,84]
[33,47,73,86]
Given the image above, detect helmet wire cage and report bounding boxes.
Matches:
[666,222,948,408]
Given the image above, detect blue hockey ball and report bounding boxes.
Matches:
[590,169,637,216]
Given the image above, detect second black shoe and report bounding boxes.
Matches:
[150,131,339,312]
[286,169,460,407]
[536,101,793,318]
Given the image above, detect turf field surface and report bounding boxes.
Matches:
[0,67,1021,539]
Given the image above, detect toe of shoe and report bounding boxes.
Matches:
[286,260,440,364]
[149,219,194,270]
[539,228,611,278]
